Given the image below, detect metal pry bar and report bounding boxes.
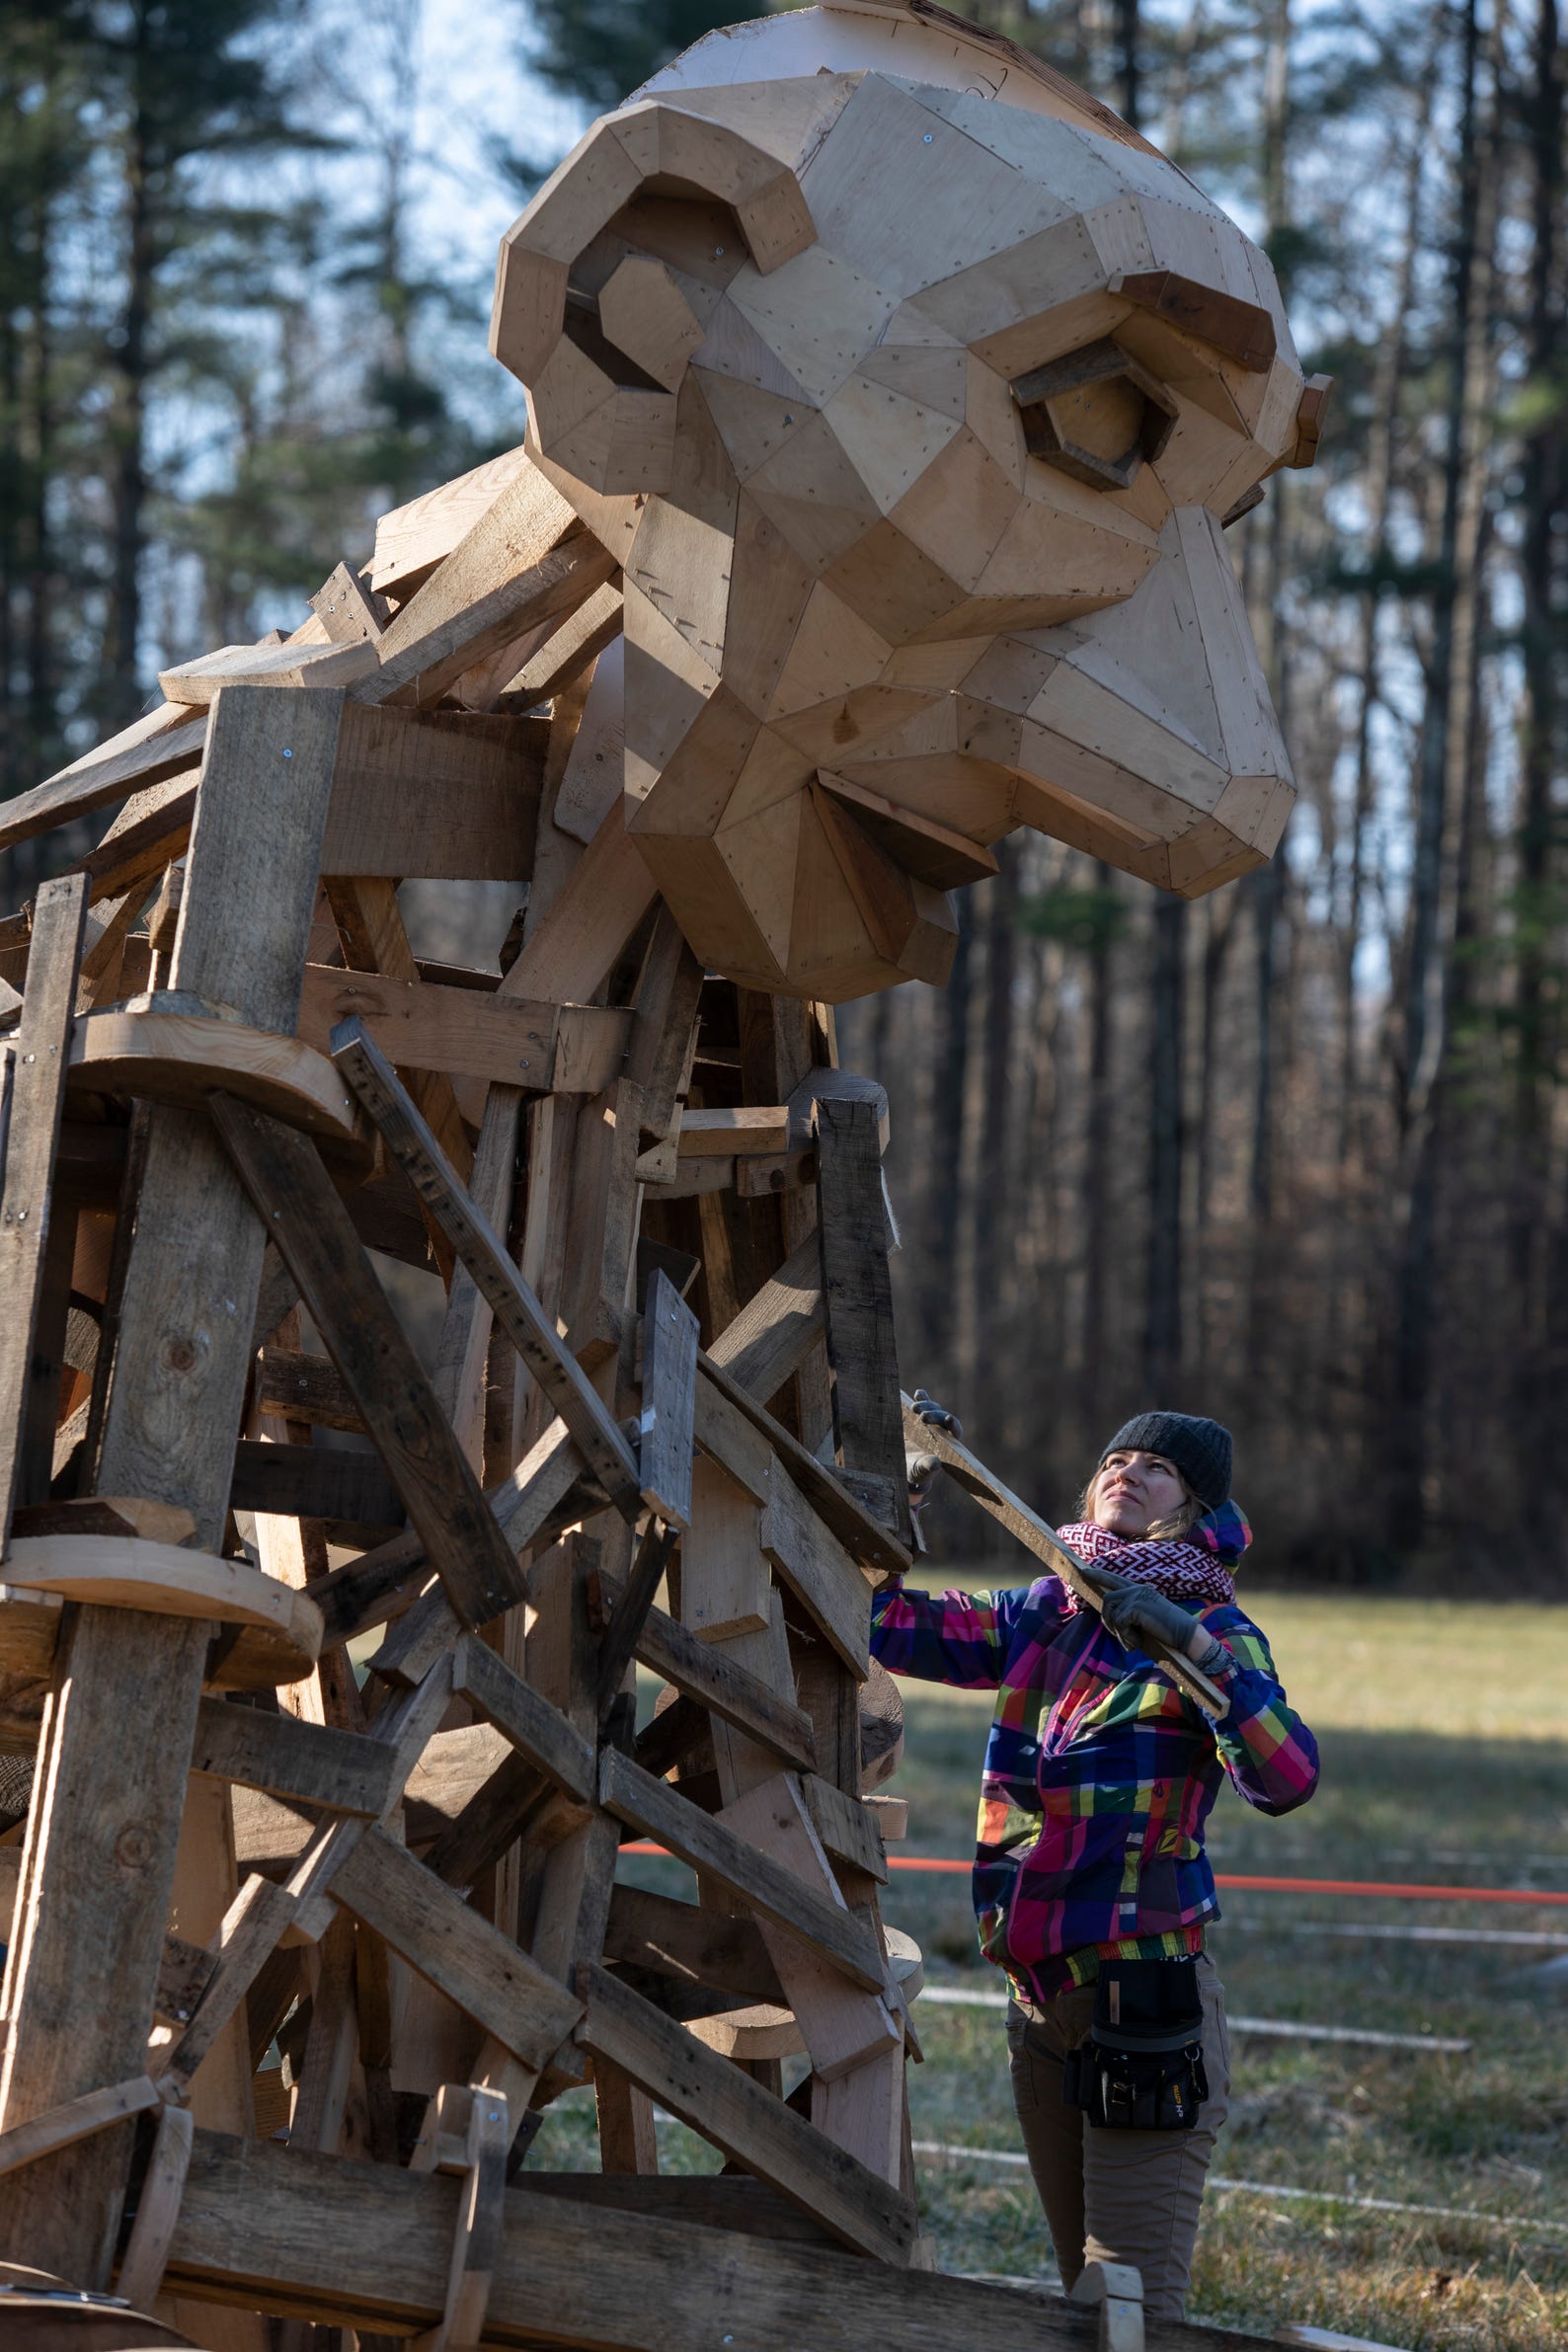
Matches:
[898,1394,1227,1719]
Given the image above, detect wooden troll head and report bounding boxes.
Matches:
[491,0,1327,1000]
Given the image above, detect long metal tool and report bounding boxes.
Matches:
[899,1395,1227,1718]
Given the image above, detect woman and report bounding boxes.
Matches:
[873,1408,1318,2324]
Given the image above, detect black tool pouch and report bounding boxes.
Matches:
[1061,1957,1208,2131]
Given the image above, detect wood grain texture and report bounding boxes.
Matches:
[330,1017,642,1509]
[298,965,628,1092]
[0,707,205,854]
[159,2126,1204,2346]
[210,1095,528,1627]
[321,705,544,880]
[0,874,88,1548]
[577,1965,915,2262]
[329,1827,582,2070]
[597,1752,882,1992]
[0,686,347,2285]
[814,1096,912,1548]
[638,1268,698,1528]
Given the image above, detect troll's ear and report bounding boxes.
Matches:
[490,99,816,497]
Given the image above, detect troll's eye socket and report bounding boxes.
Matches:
[1011,337,1178,492]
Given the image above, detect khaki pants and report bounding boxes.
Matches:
[1006,1951,1230,2325]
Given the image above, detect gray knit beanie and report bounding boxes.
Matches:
[1100,1412,1232,1512]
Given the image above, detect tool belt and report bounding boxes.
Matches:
[1061,1957,1208,2131]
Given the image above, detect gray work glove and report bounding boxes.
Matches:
[1099,1582,1203,1660]
[910,1387,963,1440]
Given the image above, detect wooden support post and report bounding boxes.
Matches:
[814,1095,912,1548]
[0,683,347,2286]
[0,873,89,1548]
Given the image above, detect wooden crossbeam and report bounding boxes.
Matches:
[331,1016,643,1514]
[596,1752,883,1992]
[576,1965,916,2263]
[211,1095,528,1630]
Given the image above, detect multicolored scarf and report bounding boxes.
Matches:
[1055,1498,1251,1611]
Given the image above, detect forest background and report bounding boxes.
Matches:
[0,0,1564,1589]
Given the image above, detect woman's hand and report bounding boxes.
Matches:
[1100,1583,1213,1661]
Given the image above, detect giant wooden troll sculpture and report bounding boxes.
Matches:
[494,0,1326,998]
[0,6,1322,2343]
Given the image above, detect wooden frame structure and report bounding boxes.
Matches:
[0,11,1315,2347]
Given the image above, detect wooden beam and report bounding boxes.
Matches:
[320,706,545,881]
[577,1965,916,2262]
[330,1016,643,1512]
[815,1096,912,1548]
[596,1752,883,1992]
[297,964,629,1094]
[0,874,88,1550]
[189,1694,398,1818]
[160,2128,1210,2349]
[329,1827,582,2071]
[603,1885,784,2005]
[210,1095,528,1628]
[229,1437,402,1530]
[451,1632,595,1806]
[638,1268,698,1529]
[698,1356,908,1580]
[0,708,205,855]
[0,684,348,2286]
[597,1573,817,1773]
[704,1227,826,1407]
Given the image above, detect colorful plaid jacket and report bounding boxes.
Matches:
[870,1518,1319,2002]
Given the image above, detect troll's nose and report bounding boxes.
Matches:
[966,508,1294,898]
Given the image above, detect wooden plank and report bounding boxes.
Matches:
[321,876,473,1190]
[298,963,629,1092]
[0,2074,161,2179]
[229,1436,402,1529]
[898,1396,1225,1717]
[210,1095,529,1628]
[677,1106,789,1158]
[310,1415,597,1657]
[577,1966,916,2263]
[451,1631,596,1805]
[799,1772,888,1884]
[699,1356,908,1578]
[0,874,88,1550]
[366,444,538,597]
[329,1826,583,2070]
[593,1520,680,1721]
[159,1874,299,2098]
[309,558,388,642]
[759,1456,871,1677]
[679,1452,769,1640]
[717,1773,901,2083]
[0,684,348,2286]
[704,1227,825,1407]
[189,1693,397,1818]
[815,1096,912,1548]
[597,1751,883,1992]
[329,1017,643,1511]
[116,2096,195,2312]
[320,705,545,880]
[164,2129,1221,2348]
[159,636,377,703]
[361,527,616,712]
[603,1885,785,2005]
[600,1577,816,1772]
[638,1267,698,1528]
[498,795,657,1009]
[0,708,205,854]
[255,1349,364,1431]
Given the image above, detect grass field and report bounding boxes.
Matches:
[527,1592,1568,2351]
